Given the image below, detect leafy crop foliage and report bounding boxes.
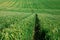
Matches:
[0,12,35,40]
[0,0,60,40]
[38,14,60,40]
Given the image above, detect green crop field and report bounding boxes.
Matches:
[0,0,60,40]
